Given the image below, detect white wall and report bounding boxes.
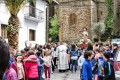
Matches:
[0,1,10,24]
[0,0,47,50]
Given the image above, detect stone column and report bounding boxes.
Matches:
[91,0,97,39]
[113,0,117,36]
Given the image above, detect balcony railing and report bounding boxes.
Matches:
[24,6,44,22]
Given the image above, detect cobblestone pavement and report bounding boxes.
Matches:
[50,70,80,80]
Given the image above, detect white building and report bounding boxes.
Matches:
[0,0,48,50]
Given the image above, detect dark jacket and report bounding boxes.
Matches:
[104,60,115,80]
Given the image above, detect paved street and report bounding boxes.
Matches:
[50,70,80,80]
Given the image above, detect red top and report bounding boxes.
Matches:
[24,55,38,78]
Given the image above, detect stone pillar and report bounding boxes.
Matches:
[113,0,117,36]
[91,0,97,39]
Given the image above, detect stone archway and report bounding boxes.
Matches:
[69,13,77,26]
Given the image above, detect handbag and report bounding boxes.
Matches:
[71,56,78,60]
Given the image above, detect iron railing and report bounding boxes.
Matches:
[24,6,44,21]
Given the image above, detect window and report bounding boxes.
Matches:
[1,24,7,38]
[29,29,35,41]
[29,1,36,17]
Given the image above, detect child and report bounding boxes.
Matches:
[11,53,25,80]
[103,52,115,80]
[70,44,78,72]
[0,37,17,80]
[91,53,97,80]
[78,48,85,77]
[93,49,105,80]
[21,50,27,60]
[97,54,105,80]
[36,51,44,80]
[24,50,38,80]
[81,51,93,80]
[43,49,52,80]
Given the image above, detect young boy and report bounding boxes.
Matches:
[81,51,93,80]
[103,52,115,80]
[36,51,44,80]
[78,48,85,77]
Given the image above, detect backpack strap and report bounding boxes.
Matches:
[108,62,111,75]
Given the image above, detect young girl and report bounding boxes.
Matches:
[43,49,52,80]
[24,50,38,80]
[0,37,17,80]
[11,54,25,80]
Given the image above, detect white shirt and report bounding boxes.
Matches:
[43,56,52,67]
[17,63,23,79]
[51,47,58,57]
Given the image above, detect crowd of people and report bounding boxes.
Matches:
[0,36,120,80]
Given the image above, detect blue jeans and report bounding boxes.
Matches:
[70,59,77,72]
[37,67,44,80]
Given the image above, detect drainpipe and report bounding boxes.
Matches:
[46,4,49,42]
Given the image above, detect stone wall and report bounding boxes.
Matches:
[59,1,91,43]
[58,0,108,43]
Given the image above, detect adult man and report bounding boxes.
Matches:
[57,43,69,72]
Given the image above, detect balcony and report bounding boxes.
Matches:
[24,6,44,22]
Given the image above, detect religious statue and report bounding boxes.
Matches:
[79,27,91,47]
[82,27,88,37]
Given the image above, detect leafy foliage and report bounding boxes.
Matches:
[49,14,59,42]
[7,25,13,32]
[91,22,105,41]
[3,0,35,16]
[105,0,113,29]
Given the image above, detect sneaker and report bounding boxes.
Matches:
[51,71,54,74]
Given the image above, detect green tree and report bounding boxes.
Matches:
[92,22,105,41]
[105,0,113,36]
[49,14,59,42]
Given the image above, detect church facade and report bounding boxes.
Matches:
[58,0,120,43]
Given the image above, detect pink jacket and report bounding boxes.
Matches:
[24,55,38,78]
[3,68,18,80]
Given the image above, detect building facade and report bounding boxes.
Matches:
[58,0,120,42]
[0,0,47,50]
[58,0,107,43]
